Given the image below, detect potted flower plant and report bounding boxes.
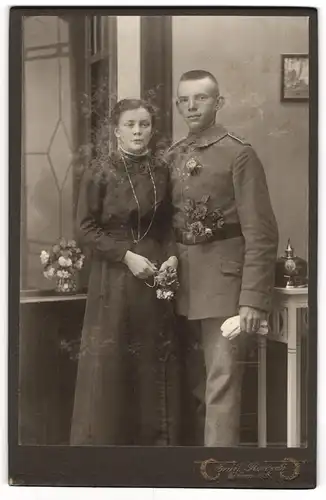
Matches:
[40,237,85,294]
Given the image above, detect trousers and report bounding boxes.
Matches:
[179,316,247,447]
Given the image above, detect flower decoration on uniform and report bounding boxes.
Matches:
[185,157,203,176]
[40,238,85,293]
[153,267,180,301]
[211,207,225,230]
[184,195,225,240]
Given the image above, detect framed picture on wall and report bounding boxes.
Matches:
[281,53,309,101]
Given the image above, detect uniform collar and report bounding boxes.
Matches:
[186,123,228,148]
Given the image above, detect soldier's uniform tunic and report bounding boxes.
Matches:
[168,123,278,446]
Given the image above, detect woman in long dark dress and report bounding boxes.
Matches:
[70,99,183,446]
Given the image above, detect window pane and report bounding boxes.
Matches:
[24,58,59,153]
[24,16,59,48]
[25,153,60,243]
[22,16,76,290]
[90,16,97,55]
[96,16,102,52]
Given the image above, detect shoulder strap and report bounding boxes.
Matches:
[227,132,251,146]
[166,136,187,153]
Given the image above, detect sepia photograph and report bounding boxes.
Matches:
[281,54,309,101]
[9,7,317,488]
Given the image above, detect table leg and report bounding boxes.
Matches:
[287,304,300,447]
[258,335,267,447]
[296,309,302,446]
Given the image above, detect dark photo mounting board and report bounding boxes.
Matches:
[9,6,317,489]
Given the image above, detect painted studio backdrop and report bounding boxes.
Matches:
[19,15,309,447]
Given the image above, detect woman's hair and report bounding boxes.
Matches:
[110,98,157,128]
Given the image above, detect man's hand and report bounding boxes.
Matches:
[159,256,178,273]
[239,306,266,334]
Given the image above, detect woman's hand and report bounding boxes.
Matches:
[123,251,157,279]
[159,256,178,273]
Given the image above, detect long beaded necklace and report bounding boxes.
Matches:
[119,147,157,244]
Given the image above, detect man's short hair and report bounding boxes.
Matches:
[179,70,220,95]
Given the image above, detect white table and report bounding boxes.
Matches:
[257,287,308,447]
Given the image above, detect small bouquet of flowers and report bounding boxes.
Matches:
[154,266,180,301]
[40,238,85,293]
[185,157,203,176]
[184,195,225,240]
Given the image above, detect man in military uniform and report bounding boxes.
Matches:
[166,70,279,446]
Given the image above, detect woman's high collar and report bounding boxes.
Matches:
[118,145,150,162]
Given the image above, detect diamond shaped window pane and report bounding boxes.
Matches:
[49,122,73,187]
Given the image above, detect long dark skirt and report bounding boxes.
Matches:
[70,250,187,446]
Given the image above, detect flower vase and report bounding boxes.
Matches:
[55,276,77,295]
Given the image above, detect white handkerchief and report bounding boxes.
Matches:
[221,315,269,340]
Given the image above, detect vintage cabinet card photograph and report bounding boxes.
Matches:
[8,6,317,489]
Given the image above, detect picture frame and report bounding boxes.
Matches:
[281,53,309,102]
